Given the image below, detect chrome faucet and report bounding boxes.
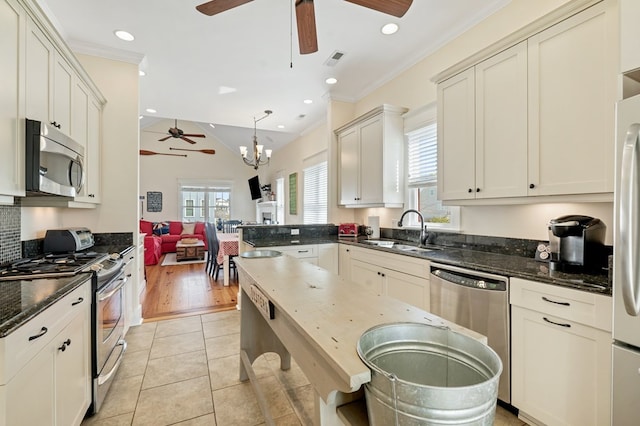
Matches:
[398,209,428,247]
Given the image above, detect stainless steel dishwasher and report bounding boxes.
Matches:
[429,262,511,404]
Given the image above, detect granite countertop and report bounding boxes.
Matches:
[339,238,611,295]
[247,235,610,295]
[0,272,92,338]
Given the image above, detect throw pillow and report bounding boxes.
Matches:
[181,222,196,235]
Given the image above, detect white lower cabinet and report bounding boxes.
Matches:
[345,245,430,310]
[0,281,91,426]
[268,243,338,274]
[510,277,611,426]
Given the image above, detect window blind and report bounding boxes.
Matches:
[407,123,437,187]
[303,161,327,224]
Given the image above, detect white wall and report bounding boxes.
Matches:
[139,119,258,223]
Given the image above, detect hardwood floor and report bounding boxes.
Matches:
[141,254,239,321]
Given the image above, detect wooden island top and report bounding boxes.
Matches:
[235,254,486,425]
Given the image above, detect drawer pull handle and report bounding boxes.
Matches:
[543,317,571,328]
[542,296,570,306]
[28,327,48,341]
[71,297,84,306]
[297,250,309,253]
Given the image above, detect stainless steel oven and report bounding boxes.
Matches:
[92,260,127,413]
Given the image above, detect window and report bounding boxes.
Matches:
[179,181,231,222]
[404,107,459,230]
[303,160,327,224]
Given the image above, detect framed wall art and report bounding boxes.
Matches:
[288,173,297,215]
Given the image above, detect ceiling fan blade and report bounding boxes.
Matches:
[181,136,198,144]
[344,0,413,17]
[182,134,206,138]
[196,0,253,16]
[158,136,171,142]
[296,0,318,54]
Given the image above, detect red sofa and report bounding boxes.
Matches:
[140,220,208,265]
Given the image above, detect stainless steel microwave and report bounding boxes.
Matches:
[25,118,84,197]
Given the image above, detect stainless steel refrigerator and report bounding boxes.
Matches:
[613,93,640,425]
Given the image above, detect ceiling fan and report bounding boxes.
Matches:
[157,119,206,144]
[195,0,414,54]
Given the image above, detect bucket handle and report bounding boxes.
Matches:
[380,370,400,426]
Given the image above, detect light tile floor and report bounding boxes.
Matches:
[82,310,526,425]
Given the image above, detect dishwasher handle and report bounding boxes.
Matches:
[431,268,507,291]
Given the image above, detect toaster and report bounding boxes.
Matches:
[338,223,359,237]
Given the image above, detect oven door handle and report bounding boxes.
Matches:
[98,276,127,302]
[97,339,127,385]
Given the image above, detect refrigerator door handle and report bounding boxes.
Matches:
[620,123,640,316]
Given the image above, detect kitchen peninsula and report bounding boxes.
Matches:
[235,254,486,425]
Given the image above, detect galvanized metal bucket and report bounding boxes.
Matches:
[357,322,503,425]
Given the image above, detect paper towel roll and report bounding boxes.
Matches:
[368,216,380,239]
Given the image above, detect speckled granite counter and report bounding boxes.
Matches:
[0,272,92,338]
[339,238,611,295]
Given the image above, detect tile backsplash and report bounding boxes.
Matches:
[0,205,21,264]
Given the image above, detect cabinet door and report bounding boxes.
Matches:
[511,305,611,426]
[437,68,475,200]
[6,342,55,425]
[0,0,25,199]
[475,41,528,198]
[620,0,640,74]
[338,244,353,281]
[55,309,90,426]
[25,16,53,124]
[71,79,89,147]
[385,269,429,310]
[338,127,359,205]
[318,244,338,275]
[52,53,73,136]
[358,115,384,205]
[527,3,615,196]
[84,97,101,202]
[350,259,383,294]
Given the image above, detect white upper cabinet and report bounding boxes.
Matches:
[528,2,616,196]
[438,42,528,201]
[0,0,25,202]
[437,68,475,200]
[25,16,53,125]
[436,1,616,203]
[620,0,640,74]
[52,53,73,136]
[335,105,407,208]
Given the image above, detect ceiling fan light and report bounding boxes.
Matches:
[381,23,399,35]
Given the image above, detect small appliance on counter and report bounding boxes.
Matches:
[548,215,606,273]
[338,223,359,237]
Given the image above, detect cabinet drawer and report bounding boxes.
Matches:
[273,245,317,259]
[510,277,611,331]
[350,247,429,278]
[0,281,90,384]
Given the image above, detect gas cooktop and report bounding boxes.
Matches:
[0,251,109,281]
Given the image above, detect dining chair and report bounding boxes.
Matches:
[204,222,217,276]
[223,219,242,233]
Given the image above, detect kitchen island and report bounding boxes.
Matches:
[235,254,486,425]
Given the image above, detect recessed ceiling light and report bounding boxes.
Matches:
[145,108,156,113]
[325,77,338,85]
[209,123,215,129]
[139,115,143,120]
[381,23,399,35]
[139,70,146,76]
[303,99,313,104]
[277,124,285,129]
[114,30,135,41]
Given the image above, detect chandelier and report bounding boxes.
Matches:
[239,110,273,170]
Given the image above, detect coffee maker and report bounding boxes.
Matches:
[548,215,606,273]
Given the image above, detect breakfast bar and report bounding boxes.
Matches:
[235,254,486,425]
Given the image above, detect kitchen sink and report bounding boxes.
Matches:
[358,240,440,253]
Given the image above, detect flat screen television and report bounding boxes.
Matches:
[248,175,262,200]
